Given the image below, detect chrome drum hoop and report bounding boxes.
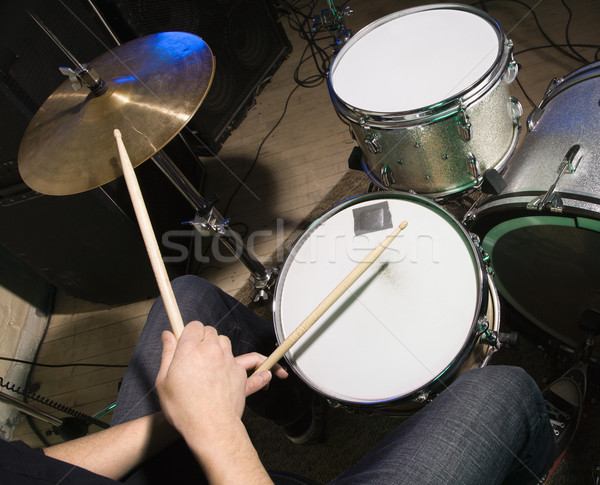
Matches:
[272,192,493,413]
[328,4,513,127]
[328,4,521,198]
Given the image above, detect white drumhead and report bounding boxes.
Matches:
[274,195,481,404]
[331,7,501,112]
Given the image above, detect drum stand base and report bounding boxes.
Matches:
[151,150,279,301]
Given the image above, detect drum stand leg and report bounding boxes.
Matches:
[150,151,278,301]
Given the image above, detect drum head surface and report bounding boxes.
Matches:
[331,7,500,113]
[274,195,481,404]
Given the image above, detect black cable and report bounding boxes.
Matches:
[479,0,590,64]
[515,43,600,56]
[287,2,333,87]
[221,0,343,215]
[23,288,55,446]
[0,356,128,369]
[513,43,600,108]
[222,83,301,217]
[1,377,110,430]
[515,74,537,108]
[560,0,589,64]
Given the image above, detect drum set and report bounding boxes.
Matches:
[273,4,599,413]
[17,4,599,415]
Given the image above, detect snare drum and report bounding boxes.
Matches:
[329,4,522,198]
[274,193,499,413]
[468,62,600,350]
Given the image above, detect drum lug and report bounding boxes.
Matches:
[504,42,518,84]
[510,96,523,123]
[471,233,492,267]
[477,319,499,347]
[414,391,430,404]
[456,103,472,141]
[542,77,561,102]
[527,107,544,132]
[528,77,559,131]
[380,165,395,187]
[466,152,481,180]
[505,61,518,84]
[527,144,582,212]
[363,129,381,154]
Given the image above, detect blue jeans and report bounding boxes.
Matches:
[113,276,555,485]
[112,275,312,428]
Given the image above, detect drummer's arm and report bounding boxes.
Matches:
[155,322,279,484]
[43,411,179,480]
[44,331,284,483]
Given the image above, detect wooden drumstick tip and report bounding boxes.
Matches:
[253,220,408,375]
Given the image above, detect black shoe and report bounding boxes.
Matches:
[283,396,327,445]
[543,364,586,459]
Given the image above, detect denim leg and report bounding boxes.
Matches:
[329,366,556,485]
[112,275,311,427]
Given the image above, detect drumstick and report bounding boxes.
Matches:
[254,220,408,374]
[114,129,185,339]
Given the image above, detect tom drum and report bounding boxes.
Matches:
[329,4,522,198]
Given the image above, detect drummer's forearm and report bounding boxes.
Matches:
[44,411,179,480]
[182,416,273,485]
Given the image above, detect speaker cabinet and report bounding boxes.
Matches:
[94,0,292,155]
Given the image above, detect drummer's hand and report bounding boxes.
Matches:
[155,321,286,435]
[235,352,288,396]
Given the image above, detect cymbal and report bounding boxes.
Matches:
[18,31,214,196]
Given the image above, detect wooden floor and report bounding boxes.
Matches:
[11,0,600,462]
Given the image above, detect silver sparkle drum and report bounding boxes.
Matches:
[274,193,499,413]
[468,61,600,350]
[329,4,522,199]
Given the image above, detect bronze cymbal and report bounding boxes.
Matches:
[18,31,214,196]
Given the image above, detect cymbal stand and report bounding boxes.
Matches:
[151,151,278,301]
[30,10,278,300]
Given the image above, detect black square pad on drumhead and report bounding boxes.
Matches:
[352,201,393,236]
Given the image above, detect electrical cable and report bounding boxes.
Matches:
[221,0,340,217]
[0,356,128,369]
[21,288,54,446]
[476,0,599,109]
[513,43,600,108]
[1,289,115,439]
[478,0,592,64]
[222,83,301,218]
[0,377,109,430]
[515,44,600,56]
[514,75,536,109]
[559,0,589,64]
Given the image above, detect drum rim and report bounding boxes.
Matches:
[328,3,510,127]
[468,191,600,223]
[469,198,600,348]
[273,191,489,406]
[539,60,600,110]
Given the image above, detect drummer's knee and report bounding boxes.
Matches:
[456,365,539,404]
[171,274,220,299]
